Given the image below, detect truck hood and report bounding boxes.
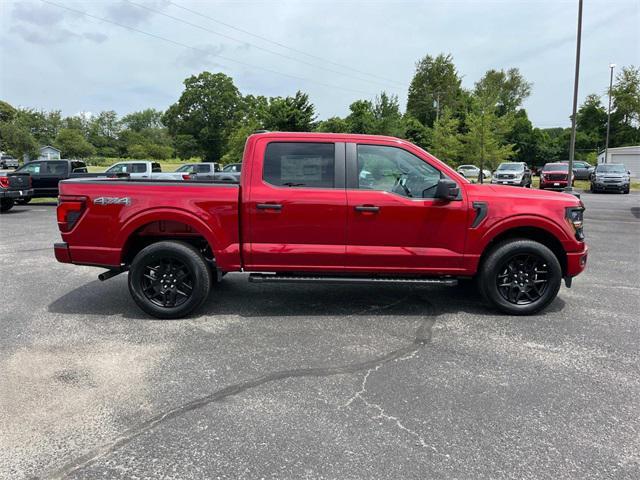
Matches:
[466,183,581,206]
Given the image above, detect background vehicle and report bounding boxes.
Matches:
[590,163,630,194]
[0,172,33,212]
[491,162,532,187]
[55,132,587,319]
[540,163,573,190]
[222,163,242,173]
[456,164,491,182]
[175,162,222,175]
[104,161,184,180]
[567,160,595,180]
[1,154,19,169]
[15,160,91,199]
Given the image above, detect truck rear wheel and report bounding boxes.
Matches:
[128,240,212,319]
[1,198,14,213]
[478,239,562,315]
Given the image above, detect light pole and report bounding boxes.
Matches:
[604,63,616,164]
[566,0,583,196]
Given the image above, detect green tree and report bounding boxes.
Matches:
[0,100,17,123]
[372,92,403,136]
[55,128,95,158]
[315,116,350,133]
[15,109,63,145]
[262,91,316,131]
[474,68,532,116]
[346,100,376,133]
[163,72,243,161]
[429,107,462,165]
[221,121,261,164]
[121,109,164,132]
[0,123,38,159]
[401,115,432,149]
[406,53,463,127]
[461,97,515,173]
[88,111,120,157]
[610,65,640,146]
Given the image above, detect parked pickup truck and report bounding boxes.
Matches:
[104,161,184,181]
[175,162,240,183]
[54,132,588,319]
[15,159,93,200]
[0,172,33,212]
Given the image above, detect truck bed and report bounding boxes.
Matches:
[57,177,241,269]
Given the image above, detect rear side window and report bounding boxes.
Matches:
[195,164,210,173]
[131,163,148,173]
[44,161,68,175]
[151,162,161,173]
[263,142,335,188]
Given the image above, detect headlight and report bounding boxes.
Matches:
[566,206,585,241]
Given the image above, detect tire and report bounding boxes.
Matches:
[0,198,14,213]
[15,196,32,205]
[623,188,630,194]
[128,240,212,319]
[478,239,562,315]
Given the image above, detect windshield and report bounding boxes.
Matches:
[543,163,568,172]
[497,163,523,171]
[596,164,626,173]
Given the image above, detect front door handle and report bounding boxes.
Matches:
[257,203,282,211]
[355,205,380,212]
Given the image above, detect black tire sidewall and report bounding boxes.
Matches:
[1,199,14,212]
[128,241,211,319]
[480,239,562,315]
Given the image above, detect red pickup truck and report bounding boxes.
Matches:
[54,132,588,318]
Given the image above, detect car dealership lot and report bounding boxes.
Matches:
[1,193,639,479]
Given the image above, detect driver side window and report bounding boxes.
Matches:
[356,145,442,198]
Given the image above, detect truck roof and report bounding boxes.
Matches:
[248,131,405,143]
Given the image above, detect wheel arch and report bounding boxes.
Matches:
[118,208,219,266]
[478,220,569,276]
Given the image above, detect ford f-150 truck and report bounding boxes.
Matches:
[54,132,588,319]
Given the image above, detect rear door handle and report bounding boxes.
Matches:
[257,203,282,211]
[355,205,380,212]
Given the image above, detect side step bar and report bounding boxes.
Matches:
[248,274,458,286]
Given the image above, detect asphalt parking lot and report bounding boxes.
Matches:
[1,192,639,480]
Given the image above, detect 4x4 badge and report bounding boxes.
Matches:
[94,197,131,206]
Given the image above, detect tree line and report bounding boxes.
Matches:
[1,53,638,169]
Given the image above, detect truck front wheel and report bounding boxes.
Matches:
[478,239,562,315]
[128,240,212,319]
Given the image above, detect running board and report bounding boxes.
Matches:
[248,274,458,286]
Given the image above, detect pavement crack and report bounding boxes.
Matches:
[40,295,436,480]
[341,318,436,451]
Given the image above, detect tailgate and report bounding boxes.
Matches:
[7,172,31,191]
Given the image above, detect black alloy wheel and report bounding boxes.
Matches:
[140,258,194,308]
[496,253,549,305]
[128,240,212,319]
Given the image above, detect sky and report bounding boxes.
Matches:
[1,0,638,128]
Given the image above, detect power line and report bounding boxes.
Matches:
[167,0,406,88]
[40,0,379,97]
[126,0,403,91]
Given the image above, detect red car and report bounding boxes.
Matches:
[540,163,574,190]
[54,132,587,318]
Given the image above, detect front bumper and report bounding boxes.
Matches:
[540,180,568,190]
[491,178,523,185]
[0,188,34,199]
[592,181,629,191]
[566,244,588,277]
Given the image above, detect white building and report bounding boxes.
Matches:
[597,146,640,178]
[38,145,61,161]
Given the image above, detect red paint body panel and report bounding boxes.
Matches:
[55,132,587,280]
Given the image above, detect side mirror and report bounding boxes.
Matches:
[433,178,459,201]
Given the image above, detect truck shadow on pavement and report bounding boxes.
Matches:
[47,273,566,320]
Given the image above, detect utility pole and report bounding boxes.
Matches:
[604,63,616,164]
[566,0,583,196]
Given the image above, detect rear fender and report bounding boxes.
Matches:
[118,208,235,267]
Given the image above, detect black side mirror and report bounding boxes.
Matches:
[433,178,459,201]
